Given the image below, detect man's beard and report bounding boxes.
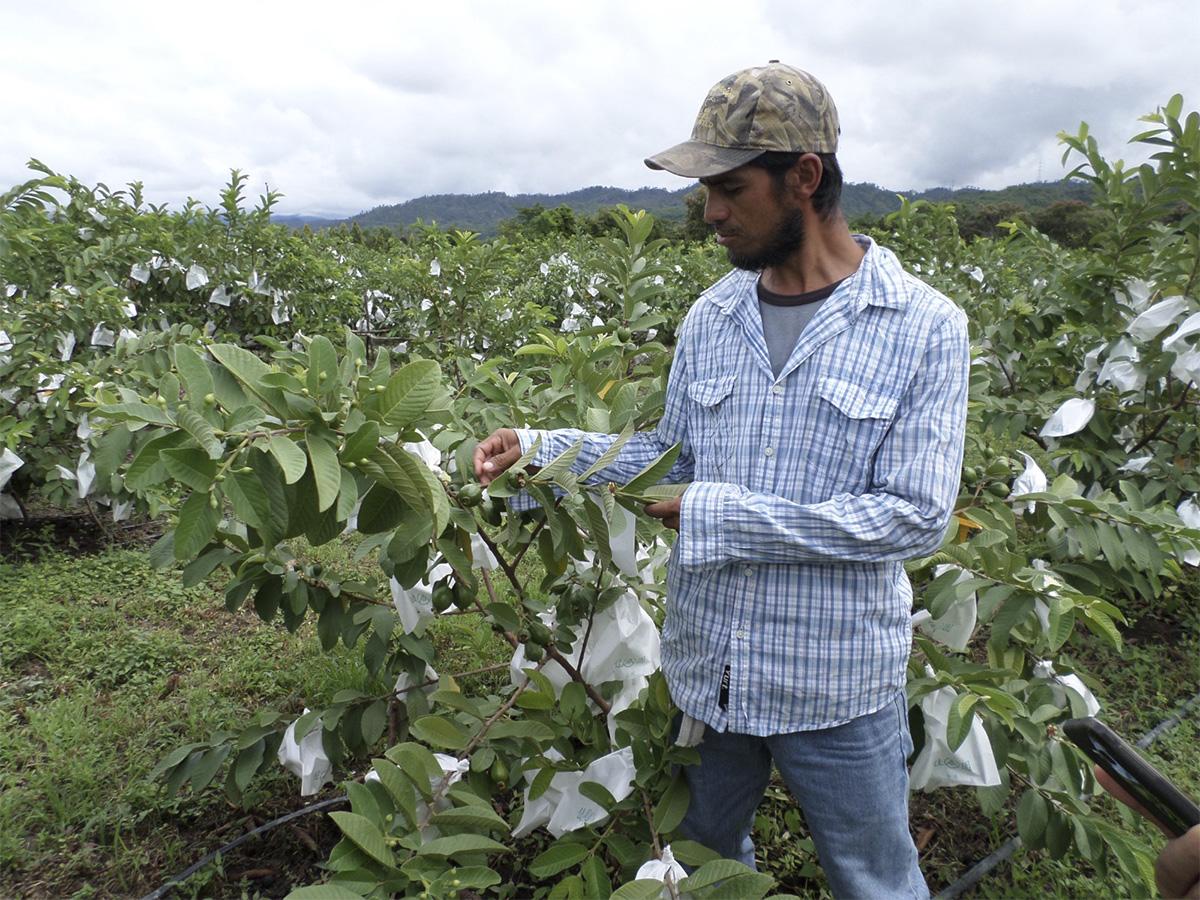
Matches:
[725,207,805,272]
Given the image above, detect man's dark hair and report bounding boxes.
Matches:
[747,151,843,220]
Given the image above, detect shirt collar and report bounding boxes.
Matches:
[704,234,910,316]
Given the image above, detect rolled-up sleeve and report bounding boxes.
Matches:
[510,331,697,495]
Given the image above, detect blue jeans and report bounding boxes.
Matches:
[678,690,929,900]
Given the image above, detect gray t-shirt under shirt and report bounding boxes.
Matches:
[757,276,846,378]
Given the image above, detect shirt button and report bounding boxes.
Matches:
[735,629,747,639]
[764,446,774,457]
[772,384,784,395]
[743,566,753,577]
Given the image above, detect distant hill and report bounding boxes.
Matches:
[274,180,1095,235]
[349,185,693,235]
[273,214,341,229]
[841,180,1095,219]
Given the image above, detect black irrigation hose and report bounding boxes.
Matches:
[935,838,1022,900]
[1135,690,1200,749]
[140,794,348,900]
[934,688,1200,900]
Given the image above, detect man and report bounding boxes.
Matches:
[475,62,969,898]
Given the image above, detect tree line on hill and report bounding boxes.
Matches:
[299,177,1112,251]
[282,178,1106,246]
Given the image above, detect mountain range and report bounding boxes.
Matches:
[273,180,1094,235]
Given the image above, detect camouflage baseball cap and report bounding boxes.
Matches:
[645,61,840,177]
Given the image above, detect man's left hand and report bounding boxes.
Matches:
[644,492,685,531]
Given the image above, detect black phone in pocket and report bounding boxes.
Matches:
[1064,717,1200,838]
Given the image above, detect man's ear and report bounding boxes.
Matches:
[786,154,823,201]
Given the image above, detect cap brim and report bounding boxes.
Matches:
[644,140,763,178]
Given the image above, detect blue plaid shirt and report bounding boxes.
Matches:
[516,236,969,735]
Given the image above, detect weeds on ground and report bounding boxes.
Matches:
[0,547,363,896]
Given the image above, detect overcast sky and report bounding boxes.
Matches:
[3,0,1196,218]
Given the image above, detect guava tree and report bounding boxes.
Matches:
[102,213,768,899]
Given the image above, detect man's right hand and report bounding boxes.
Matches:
[473,428,529,486]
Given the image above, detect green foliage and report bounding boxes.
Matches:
[1,97,1197,896]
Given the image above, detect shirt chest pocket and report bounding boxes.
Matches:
[687,374,736,479]
[809,375,900,487]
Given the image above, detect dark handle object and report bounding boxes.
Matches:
[1064,716,1200,838]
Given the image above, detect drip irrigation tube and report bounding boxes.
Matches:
[140,794,347,900]
[1135,690,1200,749]
[934,689,1200,900]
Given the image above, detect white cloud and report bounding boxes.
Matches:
[1,0,1196,216]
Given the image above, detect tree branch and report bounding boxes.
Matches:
[473,518,523,595]
[642,785,680,900]
[512,515,549,569]
[416,663,544,832]
[642,789,663,858]
[478,570,611,714]
[1127,386,1190,455]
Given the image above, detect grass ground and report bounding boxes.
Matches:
[0,527,1195,898]
[0,544,360,897]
